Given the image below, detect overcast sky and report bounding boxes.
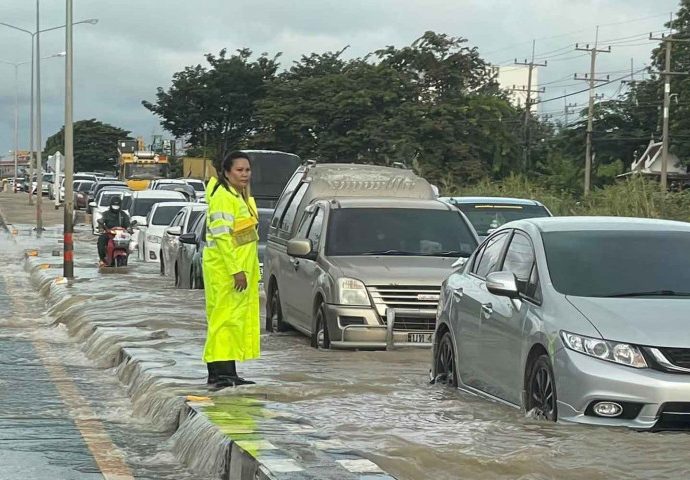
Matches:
[0,0,681,160]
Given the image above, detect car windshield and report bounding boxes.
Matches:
[326,208,477,257]
[186,180,205,192]
[455,203,550,236]
[99,192,121,206]
[543,230,690,297]
[124,163,169,179]
[77,181,94,192]
[132,197,182,217]
[151,205,184,225]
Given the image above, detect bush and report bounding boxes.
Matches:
[445,174,690,222]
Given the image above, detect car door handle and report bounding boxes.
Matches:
[290,258,300,270]
[451,287,463,298]
[481,302,493,317]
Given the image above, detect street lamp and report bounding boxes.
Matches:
[0,7,98,226]
[0,52,65,196]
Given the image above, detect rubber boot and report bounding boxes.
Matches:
[206,362,220,387]
[216,360,256,387]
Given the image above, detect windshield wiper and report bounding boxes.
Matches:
[418,250,467,257]
[361,250,418,256]
[605,290,690,298]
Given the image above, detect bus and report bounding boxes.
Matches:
[117,139,170,191]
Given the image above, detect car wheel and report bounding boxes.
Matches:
[311,302,331,349]
[160,255,165,275]
[174,263,181,287]
[526,354,558,422]
[266,285,288,333]
[433,331,457,386]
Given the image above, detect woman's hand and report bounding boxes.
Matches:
[233,271,248,292]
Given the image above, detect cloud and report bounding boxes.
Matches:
[0,0,678,159]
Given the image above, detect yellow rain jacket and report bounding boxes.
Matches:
[202,176,260,363]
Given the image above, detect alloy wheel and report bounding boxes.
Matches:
[527,355,557,421]
[434,332,457,386]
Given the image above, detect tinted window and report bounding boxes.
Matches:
[326,209,477,257]
[474,232,509,278]
[296,211,313,238]
[247,152,301,199]
[280,183,308,233]
[502,232,535,283]
[272,173,302,227]
[258,211,271,242]
[77,181,94,192]
[456,203,550,237]
[187,210,203,232]
[132,197,182,217]
[171,211,185,227]
[308,209,325,249]
[543,230,690,297]
[99,192,121,206]
[187,180,205,192]
[151,205,184,225]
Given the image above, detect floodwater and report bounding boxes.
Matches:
[5,222,690,479]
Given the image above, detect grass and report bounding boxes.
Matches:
[447,174,690,222]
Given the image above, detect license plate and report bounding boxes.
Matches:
[408,333,433,343]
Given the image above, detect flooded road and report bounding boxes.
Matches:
[0,225,203,479]
[2,199,690,479]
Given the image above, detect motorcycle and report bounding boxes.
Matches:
[102,227,132,268]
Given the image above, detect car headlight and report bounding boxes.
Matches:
[337,277,370,306]
[561,331,647,368]
[147,234,162,244]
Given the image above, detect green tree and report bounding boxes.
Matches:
[43,119,130,173]
[142,49,280,165]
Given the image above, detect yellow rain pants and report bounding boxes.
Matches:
[202,176,260,363]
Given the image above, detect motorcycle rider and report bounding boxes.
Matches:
[97,196,131,267]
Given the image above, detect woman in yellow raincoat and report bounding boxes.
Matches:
[203,151,260,388]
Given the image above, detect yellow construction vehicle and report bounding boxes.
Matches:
[117,137,169,190]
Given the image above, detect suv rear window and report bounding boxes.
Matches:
[326,208,477,257]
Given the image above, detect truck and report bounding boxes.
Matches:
[181,150,301,208]
[117,138,170,191]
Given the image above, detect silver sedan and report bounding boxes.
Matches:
[432,216,690,430]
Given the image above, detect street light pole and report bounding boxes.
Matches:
[13,64,18,191]
[64,0,74,279]
[35,0,44,234]
[0,15,98,214]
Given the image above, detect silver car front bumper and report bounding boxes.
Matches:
[325,305,434,350]
[555,347,690,429]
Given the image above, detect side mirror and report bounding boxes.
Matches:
[452,257,467,269]
[89,201,97,207]
[287,238,315,259]
[486,271,520,298]
[166,226,182,236]
[130,220,138,228]
[179,232,197,245]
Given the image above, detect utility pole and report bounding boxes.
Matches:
[575,26,610,195]
[564,91,577,127]
[651,28,690,191]
[512,40,547,173]
[64,0,75,279]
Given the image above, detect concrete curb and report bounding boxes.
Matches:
[20,253,396,480]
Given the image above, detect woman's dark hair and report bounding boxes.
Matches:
[216,150,251,191]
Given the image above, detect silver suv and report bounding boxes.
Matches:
[264,163,478,349]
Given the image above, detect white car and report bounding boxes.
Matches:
[89,189,130,235]
[161,204,208,279]
[137,202,191,263]
[59,174,98,202]
[179,178,206,202]
[127,190,187,227]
